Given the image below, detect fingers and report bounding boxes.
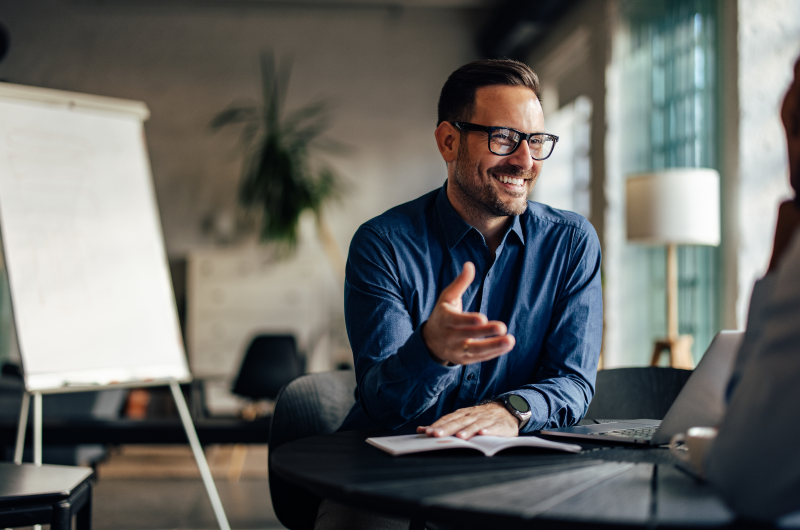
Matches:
[420,403,519,439]
[427,325,514,366]
[453,419,512,439]
[449,320,506,338]
[440,262,475,305]
[474,422,517,437]
[421,261,514,365]
[442,314,512,364]
[460,335,516,363]
[445,310,489,328]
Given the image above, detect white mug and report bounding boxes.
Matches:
[669,426,718,478]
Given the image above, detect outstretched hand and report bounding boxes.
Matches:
[421,262,515,366]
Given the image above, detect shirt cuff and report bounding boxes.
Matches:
[397,324,460,382]
[495,389,549,434]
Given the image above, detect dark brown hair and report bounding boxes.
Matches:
[437,58,542,126]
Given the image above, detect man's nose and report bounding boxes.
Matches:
[506,140,535,171]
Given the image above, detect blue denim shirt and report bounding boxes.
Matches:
[339,182,602,434]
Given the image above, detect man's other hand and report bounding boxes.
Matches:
[416,401,519,439]
[422,262,515,365]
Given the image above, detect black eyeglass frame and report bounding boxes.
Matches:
[452,121,559,160]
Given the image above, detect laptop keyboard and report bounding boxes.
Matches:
[592,426,659,439]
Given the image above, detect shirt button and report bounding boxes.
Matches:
[467,373,475,381]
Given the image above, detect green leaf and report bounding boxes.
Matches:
[212,50,348,249]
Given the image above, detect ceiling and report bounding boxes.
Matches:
[78,0,501,9]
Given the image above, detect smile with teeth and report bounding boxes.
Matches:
[495,175,525,186]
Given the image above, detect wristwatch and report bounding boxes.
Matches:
[501,394,532,431]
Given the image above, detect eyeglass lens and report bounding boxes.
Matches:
[489,129,555,159]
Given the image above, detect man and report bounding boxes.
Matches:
[339,58,602,440]
[706,55,800,521]
[316,57,602,530]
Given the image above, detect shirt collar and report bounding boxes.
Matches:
[436,181,526,250]
[509,212,526,246]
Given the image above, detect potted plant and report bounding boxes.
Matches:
[211,53,346,280]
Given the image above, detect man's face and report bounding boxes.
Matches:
[450,85,545,218]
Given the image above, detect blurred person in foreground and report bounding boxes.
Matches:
[316,58,602,529]
[706,54,800,520]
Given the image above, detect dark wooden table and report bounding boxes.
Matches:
[270,429,747,529]
[0,462,93,530]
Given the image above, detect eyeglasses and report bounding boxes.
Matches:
[452,122,559,160]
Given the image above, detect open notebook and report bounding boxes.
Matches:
[367,433,582,457]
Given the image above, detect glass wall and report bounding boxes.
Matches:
[618,0,721,364]
[531,95,592,219]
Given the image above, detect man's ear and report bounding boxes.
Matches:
[435,121,459,163]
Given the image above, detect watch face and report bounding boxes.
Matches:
[508,394,530,413]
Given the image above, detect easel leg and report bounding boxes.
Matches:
[169,379,231,530]
[33,392,42,466]
[13,392,30,464]
[33,392,43,530]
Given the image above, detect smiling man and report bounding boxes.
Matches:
[338,59,602,443]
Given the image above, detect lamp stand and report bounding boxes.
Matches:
[650,243,695,369]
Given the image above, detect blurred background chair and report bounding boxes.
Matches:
[585,367,693,420]
[268,370,356,530]
[231,334,305,418]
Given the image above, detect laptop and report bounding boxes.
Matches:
[539,330,743,446]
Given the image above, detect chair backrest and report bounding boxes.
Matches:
[232,334,303,401]
[268,370,357,530]
[585,367,693,420]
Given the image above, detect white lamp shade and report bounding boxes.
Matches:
[626,168,721,246]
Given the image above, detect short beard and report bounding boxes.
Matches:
[450,140,533,220]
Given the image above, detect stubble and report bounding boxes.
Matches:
[450,140,535,220]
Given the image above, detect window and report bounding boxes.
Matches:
[617,0,720,365]
[531,95,592,219]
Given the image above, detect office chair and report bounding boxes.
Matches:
[232,334,304,403]
[268,370,357,530]
[585,366,693,420]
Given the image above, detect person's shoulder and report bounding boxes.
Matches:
[524,201,597,238]
[357,188,439,239]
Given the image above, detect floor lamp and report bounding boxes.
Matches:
[626,168,720,369]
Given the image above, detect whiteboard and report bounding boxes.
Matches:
[0,82,191,392]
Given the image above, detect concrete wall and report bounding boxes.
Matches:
[0,0,481,258]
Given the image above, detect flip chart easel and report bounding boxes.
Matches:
[0,82,230,530]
